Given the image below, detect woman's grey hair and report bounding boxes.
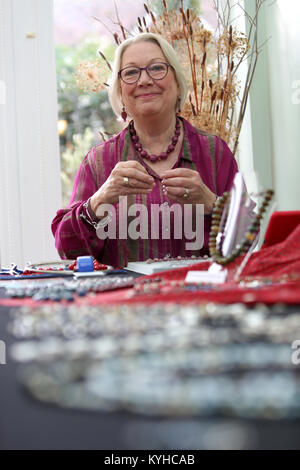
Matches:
[107,32,188,118]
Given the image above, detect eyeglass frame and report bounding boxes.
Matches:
[118,62,171,84]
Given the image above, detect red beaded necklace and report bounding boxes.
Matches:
[129,117,181,163]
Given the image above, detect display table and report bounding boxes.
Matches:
[1,226,300,449]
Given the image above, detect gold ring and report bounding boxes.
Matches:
[183,188,189,199]
[123,176,129,187]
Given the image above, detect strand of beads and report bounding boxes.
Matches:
[209,189,274,266]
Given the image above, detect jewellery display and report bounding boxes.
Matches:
[9,302,300,418]
[9,303,300,351]
[126,256,209,275]
[129,117,181,163]
[0,264,23,276]
[209,189,274,266]
[18,358,300,419]
[24,260,79,276]
[3,276,134,303]
[25,259,110,275]
[132,277,175,296]
[145,255,208,264]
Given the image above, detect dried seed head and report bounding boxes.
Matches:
[113,33,120,45]
[98,51,112,71]
[99,131,107,142]
[180,8,187,25]
[150,12,156,24]
[190,101,196,116]
[120,25,126,40]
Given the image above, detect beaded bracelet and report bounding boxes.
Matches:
[209,189,274,265]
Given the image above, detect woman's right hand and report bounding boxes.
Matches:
[90,161,155,212]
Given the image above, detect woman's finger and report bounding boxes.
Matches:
[120,176,155,190]
[116,160,150,175]
[118,168,155,186]
[162,177,192,188]
[161,168,199,180]
[121,186,154,196]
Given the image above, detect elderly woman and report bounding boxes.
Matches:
[52,33,238,268]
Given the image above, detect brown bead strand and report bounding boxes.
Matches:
[209,189,274,266]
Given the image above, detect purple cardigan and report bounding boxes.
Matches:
[52,118,238,267]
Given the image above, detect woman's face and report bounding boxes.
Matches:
[119,41,179,121]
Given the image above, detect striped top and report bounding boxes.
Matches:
[51,118,238,268]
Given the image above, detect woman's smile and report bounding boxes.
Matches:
[135,92,160,99]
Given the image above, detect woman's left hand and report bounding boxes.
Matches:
[161,168,217,214]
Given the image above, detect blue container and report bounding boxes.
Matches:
[76,256,94,272]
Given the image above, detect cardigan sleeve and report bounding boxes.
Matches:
[51,150,106,260]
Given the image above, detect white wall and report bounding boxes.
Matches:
[265,0,300,210]
[246,0,300,211]
[0,0,61,268]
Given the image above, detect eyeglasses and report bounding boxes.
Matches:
[119,62,170,84]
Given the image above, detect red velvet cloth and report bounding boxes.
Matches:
[262,211,300,248]
[242,223,300,278]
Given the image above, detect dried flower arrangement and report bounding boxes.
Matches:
[75,0,267,155]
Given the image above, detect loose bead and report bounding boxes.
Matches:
[245,233,256,241]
